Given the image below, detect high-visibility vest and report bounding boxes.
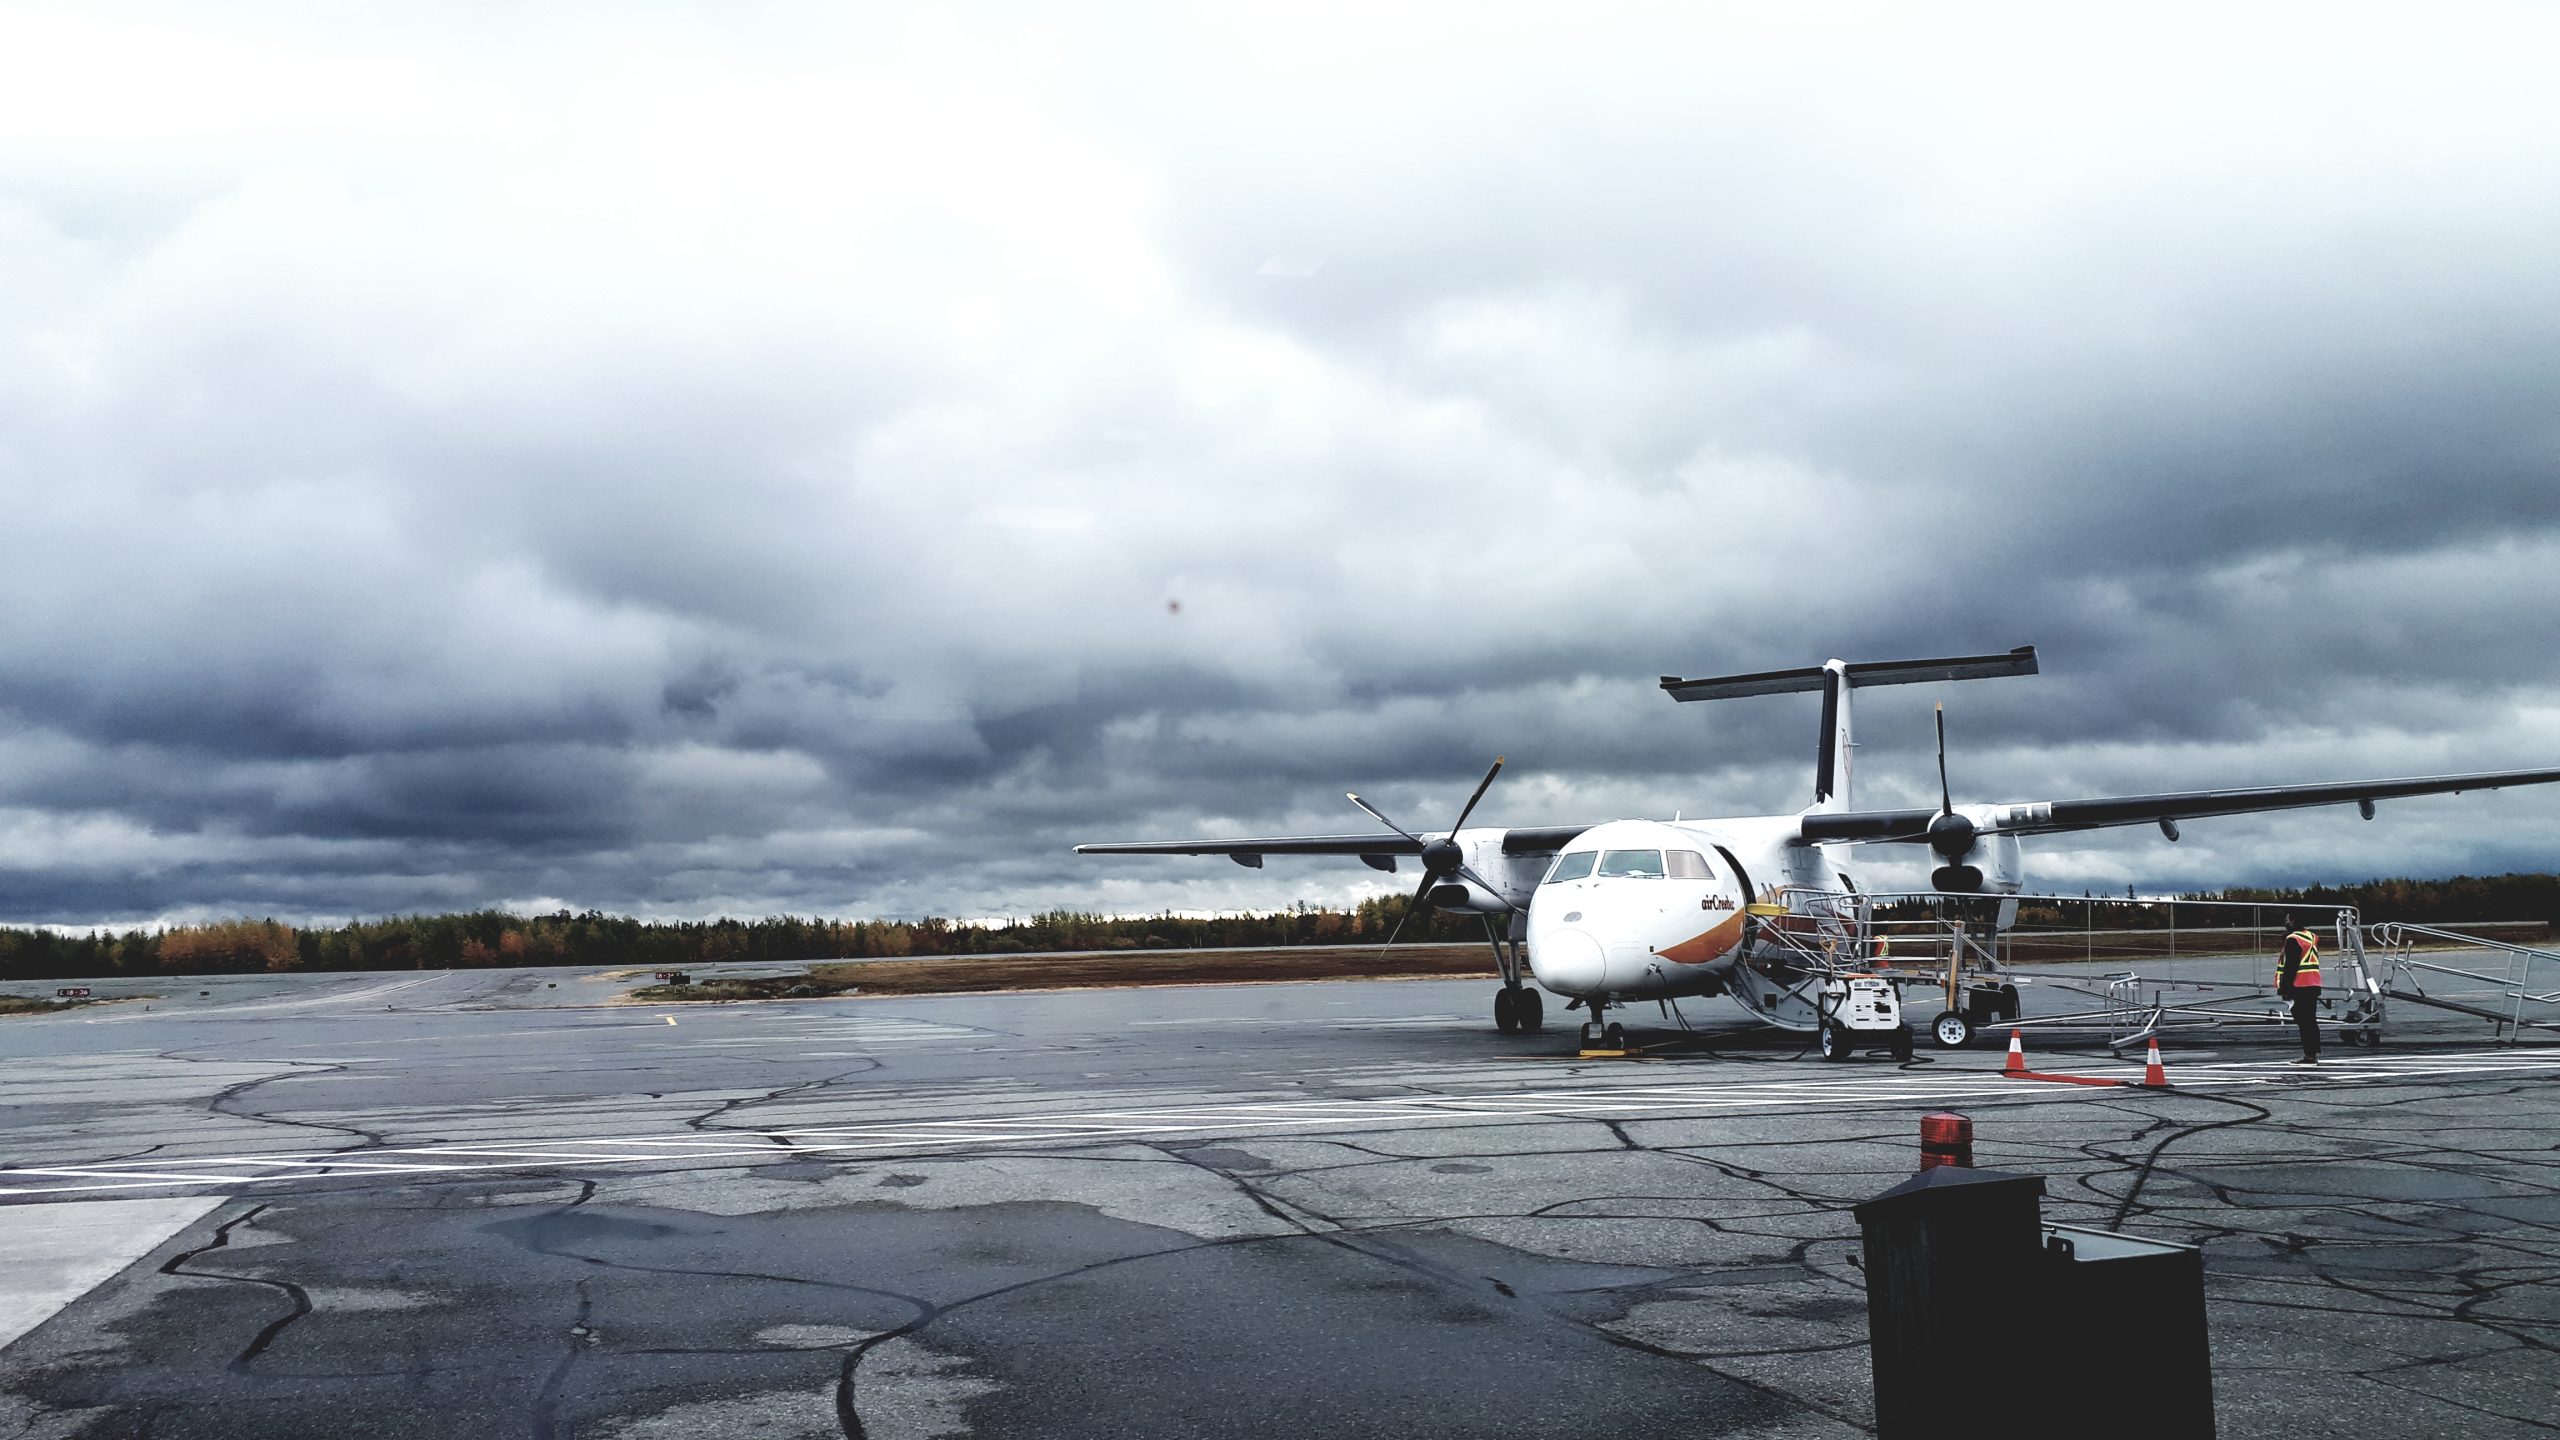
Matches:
[2283,930,2322,988]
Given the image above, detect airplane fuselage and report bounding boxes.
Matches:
[1435,814,1833,1006]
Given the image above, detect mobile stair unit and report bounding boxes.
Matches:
[2369,922,2560,1041]
[1740,889,2406,1049]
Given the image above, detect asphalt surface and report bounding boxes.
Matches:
[2,962,2557,1438]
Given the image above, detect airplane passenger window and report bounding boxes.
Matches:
[1666,850,1710,880]
[1546,852,1596,882]
[1597,849,1665,878]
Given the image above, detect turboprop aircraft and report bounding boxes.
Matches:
[1078,647,2560,1048]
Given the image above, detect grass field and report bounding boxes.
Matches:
[0,994,105,1016]
[627,943,1502,1002]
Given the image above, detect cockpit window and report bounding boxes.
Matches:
[1666,849,1711,880]
[1545,851,1596,883]
[1597,849,1665,878]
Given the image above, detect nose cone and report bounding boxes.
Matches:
[1531,927,1606,995]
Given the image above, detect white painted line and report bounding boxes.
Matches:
[4,1168,276,1183]
[0,1195,227,1351]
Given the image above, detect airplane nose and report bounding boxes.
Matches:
[1532,927,1606,995]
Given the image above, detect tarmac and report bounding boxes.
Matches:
[2,963,2556,1438]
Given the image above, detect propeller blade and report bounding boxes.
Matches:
[1346,792,1422,844]
[1936,704,1952,815]
[1450,756,1506,833]
[1374,871,1438,955]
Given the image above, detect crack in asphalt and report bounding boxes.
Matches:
[527,1282,593,1440]
[680,1061,888,1136]
[1148,1134,1884,1433]
[155,1205,316,1372]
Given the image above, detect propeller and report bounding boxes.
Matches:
[1351,756,1517,950]
[1924,704,1984,892]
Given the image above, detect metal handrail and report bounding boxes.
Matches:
[2369,920,2557,1037]
[2369,921,2560,964]
[2395,957,2527,988]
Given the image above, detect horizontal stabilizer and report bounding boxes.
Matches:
[1662,646,2038,702]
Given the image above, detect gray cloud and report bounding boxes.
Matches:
[2,3,2557,925]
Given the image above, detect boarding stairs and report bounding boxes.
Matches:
[1745,890,2432,1048]
[1728,890,1995,1036]
[2368,922,2560,1040]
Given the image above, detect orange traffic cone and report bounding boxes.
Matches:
[2003,1028,2026,1076]
[2142,1035,2168,1088]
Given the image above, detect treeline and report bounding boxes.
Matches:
[1886,873,2560,933]
[10,871,2555,984]
[2190,872,2560,928]
[0,896,1488,982]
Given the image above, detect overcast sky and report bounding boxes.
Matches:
[4,2,2558,926]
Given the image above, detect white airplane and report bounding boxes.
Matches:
[1079,647,2560,1049]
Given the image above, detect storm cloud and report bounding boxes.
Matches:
[4,2,2557,924]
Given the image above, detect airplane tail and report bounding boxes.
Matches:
[1660,647,2040,813]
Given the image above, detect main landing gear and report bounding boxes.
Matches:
[1494,983,1544,1034]
[1486,914,1545,1035]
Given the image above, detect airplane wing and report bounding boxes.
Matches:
[1798,766,2560,843]
[1077,825,1594,867]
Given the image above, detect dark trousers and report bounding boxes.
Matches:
[2291,991,2322,1059]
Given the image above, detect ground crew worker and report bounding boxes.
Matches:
[2276,914,2323,1064]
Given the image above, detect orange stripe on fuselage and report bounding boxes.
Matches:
[1656,913,1747,966]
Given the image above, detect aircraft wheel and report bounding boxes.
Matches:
[1494,987,1519,1034]
[1819,1021,1853,1062]
[1579,1021,1597,1049]
[1519,989,1544,1032]
[1602,1021,1626,1051]
[1891,1027,1915,1062]
[1931,1010,1975,1049]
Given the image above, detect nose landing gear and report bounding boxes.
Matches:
[1575,999,1627,1052]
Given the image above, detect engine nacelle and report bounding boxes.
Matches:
[1428,878,1512,913]
[1930,808,2025,894]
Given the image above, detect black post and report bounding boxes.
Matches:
[2043,1225,2216,1437]
[1852,1166,2047,1439]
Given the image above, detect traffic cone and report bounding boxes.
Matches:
[2003,1029,2026,1076]
[2142,1035,2168,1088]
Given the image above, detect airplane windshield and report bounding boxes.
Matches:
[1666,849,1710,880]
[1597,849,1665,878]
[1546,851,1596,882]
